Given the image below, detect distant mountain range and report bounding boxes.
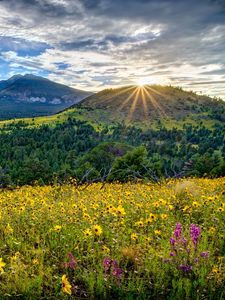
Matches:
[0,74,91,120]
[0,75,224,126]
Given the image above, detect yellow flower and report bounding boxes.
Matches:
[19,206,25,213]
[4,223,13,234]
[149,213,157,222]
[212,267,219,274]
[131,233,138,241]
[217,207,224,212]
[161,214,168,220]
[10,252,20,264]
[0,258,6,273]
[154,230,161,236]
[168,205,174,211]
[102,245,110,254]
[208,227,216,234]
[32,258,39,265]
[53,225,62,232]
[84,228,92,237]
[93,225,103,236]
[116,205,126,216]
[144,236,151,243]
[192,201,200,208]
[62,274,72,295]
[135,220,144,228]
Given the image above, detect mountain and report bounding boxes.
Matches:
[0,84,224,186]
[0,74,23,90]
[67,85,225,127]
[0,74,92,120]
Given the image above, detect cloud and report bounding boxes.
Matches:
[0,0,224,98]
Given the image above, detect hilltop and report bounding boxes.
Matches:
[67,85,225,128]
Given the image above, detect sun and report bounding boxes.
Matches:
[136,77,157,87]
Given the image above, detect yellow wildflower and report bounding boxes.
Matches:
[0,258,6,273]
[116,205,126,216]
[54,225,62,232]
[154,230,161,236]
[62,274,72,295]
[135,220,144,228]
[161,214,168,220]
[131,233,138,241]
[192,201,200,208]
[93,225,103,236]
[32,258,39,265]
[102,245,110,254]
[4,223,13,234]
[84,228,92,237]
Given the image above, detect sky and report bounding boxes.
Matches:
[0,0,225,98]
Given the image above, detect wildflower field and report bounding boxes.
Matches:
[0,178,224,299]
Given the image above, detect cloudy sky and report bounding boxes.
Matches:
[0,0,225,98]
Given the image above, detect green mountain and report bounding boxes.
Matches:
[0,74,92,120]
[0,84,224,186]
[1,84,224,130]
[69,85,225,128]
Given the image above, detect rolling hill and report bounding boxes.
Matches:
[0,84,224,186]
[0,74,92,120]
[0,84,224,130]
[67,85,225,128]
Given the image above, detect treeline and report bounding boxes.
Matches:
[0,118,224,187]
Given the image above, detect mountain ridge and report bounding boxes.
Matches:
[0,74,92,120]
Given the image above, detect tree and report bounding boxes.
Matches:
[108,146,149,182]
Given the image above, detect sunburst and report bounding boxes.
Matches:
[116,83,167,121]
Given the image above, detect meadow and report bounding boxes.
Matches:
[0,178,224,299]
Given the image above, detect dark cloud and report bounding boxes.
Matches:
[0,0,224,97]
[200,68,225,75]
[188,80,225,85]
[0,36,50,55]
[0,0,82,18]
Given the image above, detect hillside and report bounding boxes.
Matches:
[0,84,224,186]
[0,84,224,130]
[0,74,91,120]
[67,85,225,128]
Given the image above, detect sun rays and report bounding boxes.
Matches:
[92,82,168,122]
[115,84,167,121]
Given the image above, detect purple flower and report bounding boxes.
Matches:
[170,252,176,257]
[170,237,176,246]
[174,223,182,239]
[182,237,187,247]
[64,252,77,269]
[190,224,201,246]
[178,264,192,272]
[200,251,209,258]
[103,257,111,273]
[112,259,119,268]
[112,267,123,279]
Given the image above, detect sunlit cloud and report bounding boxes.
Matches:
[0,0,224,98]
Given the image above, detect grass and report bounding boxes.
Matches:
[0,177,224,299]
[0,103,223,132]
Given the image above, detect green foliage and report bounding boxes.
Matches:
[109,146,149,181]
[0,118,224,187]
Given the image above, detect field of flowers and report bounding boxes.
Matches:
[0,178,224,299]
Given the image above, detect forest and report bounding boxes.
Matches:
[0,118,224,187]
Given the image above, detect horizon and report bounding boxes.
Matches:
[1,73,225,100]
[0,0,225,98]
